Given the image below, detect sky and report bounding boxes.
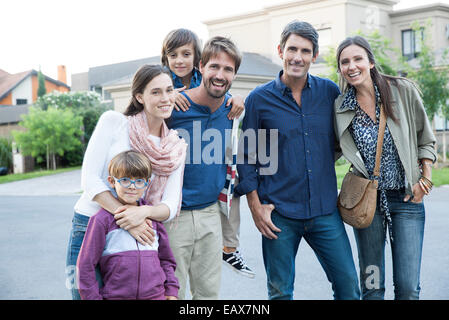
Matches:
[1,0,448,85]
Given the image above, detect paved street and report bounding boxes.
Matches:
[0,169,448,300]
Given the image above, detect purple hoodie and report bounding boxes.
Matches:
[76,200,179,300]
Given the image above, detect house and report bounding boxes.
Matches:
[0,104,30,138]
[72,0,449,110]
[0,65,70,107]
[0,66,70,138]
[70,0,449,151]
[0,105,35,173]
[71,52,281,112]
[203,0,449,150]
[204,0,449,70]
[0,66,70,172]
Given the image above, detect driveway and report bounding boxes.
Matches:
[0,169,82,196]
[0,169,448,299]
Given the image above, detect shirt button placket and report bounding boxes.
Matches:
[301,111,312,216]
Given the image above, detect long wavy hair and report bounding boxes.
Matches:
[124,64,172,117]
[336,36,400,122]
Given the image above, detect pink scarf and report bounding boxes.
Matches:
[128,111,187,217]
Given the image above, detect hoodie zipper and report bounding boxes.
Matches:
[136,240,141,299]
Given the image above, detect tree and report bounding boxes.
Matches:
[406,20,449,162]
[406,21,449,122]
[37,69,47,98]
[0,137,12,173]
[12,107,83,170]
[34,91,112,166]
[320,46,339,83]
[34,91,111,143]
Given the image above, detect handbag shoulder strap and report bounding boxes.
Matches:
[373,105,387,178]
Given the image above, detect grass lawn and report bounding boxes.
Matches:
[432,165,449,187]
[1,164,448,188]
[335,164,449,189]
[0,166,81,184]
[335,163,351,189]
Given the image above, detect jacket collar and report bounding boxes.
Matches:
[336,84,381,113]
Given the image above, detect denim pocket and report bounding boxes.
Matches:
[403,193,425,207]
[396,199,425,219]
[70,225,86,251]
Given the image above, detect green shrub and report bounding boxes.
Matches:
[33,91,112,166]
[0,137,13,172]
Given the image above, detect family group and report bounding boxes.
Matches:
[65,19,436,301]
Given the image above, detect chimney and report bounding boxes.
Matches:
[57,65,67,84]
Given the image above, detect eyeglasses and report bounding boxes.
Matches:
[113,176,149,189]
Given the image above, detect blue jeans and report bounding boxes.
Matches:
[66,212,103,300]
[353,189,425,300]
[262,209,360,300]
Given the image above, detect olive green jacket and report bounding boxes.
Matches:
[334,78,437,195]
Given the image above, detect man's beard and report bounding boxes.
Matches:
[203,77,231,99]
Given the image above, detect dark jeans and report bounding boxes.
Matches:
[262,209,360,300]
[354,189,425,300]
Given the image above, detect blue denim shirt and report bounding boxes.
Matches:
[171,68,202,89]
[235,71,341,219]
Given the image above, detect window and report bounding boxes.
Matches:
[91,86,102,95]
[402,28,424,60]
[16,99,27,105]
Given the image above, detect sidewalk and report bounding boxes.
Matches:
[0,170,448,299]
[0,169,82,196]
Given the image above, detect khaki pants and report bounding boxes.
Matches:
[164,202,222,300]
[221,194,240,248]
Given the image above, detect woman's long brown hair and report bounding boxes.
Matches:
[124,64,172,117]
[336,36,399,122]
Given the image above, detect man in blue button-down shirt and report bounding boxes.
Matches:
[166,36,241,300]
[235,21,360,300]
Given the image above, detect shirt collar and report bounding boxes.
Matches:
[340,83,381,111]
[171,67,202,89]
[274,70,312,95]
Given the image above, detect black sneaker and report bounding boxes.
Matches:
[222,250,255,278]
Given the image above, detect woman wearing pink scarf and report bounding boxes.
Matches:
[66,65,186,300]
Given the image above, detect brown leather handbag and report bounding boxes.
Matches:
[337,106,386,229]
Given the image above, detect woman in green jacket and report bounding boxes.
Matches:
[334,36,436,300]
